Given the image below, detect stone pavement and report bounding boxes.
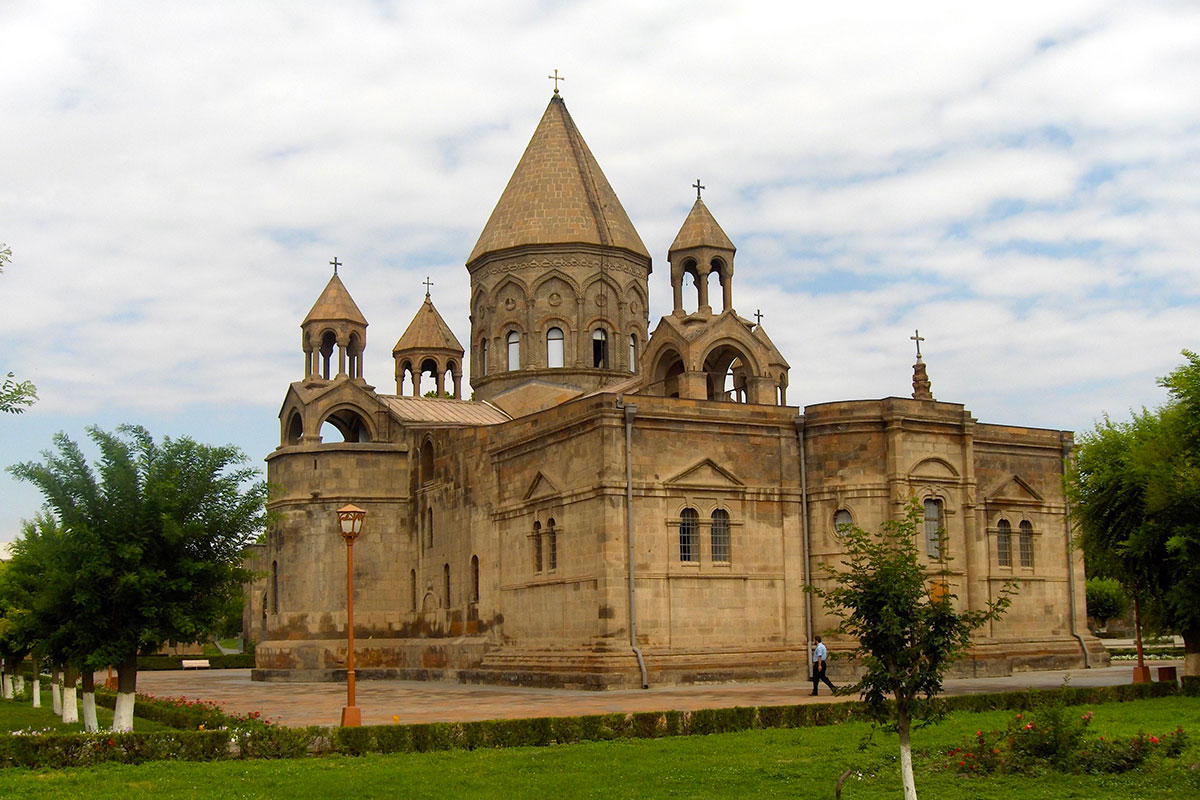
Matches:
[132,661,1185,729]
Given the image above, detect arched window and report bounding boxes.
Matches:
[319,331,336,380]
[592,328,608,369]
[271,561,279,613]
[711,509,730,562]
[426,507,434,549]
[443,563,451,607]
[997,519,1012,566]
[480,339,488,375]
[679,508,699,562]
[833,509,853,535]
[470,555,480,603]
[286,412,303,446]
[420,439,434,483]
[547,327,564,368]
[628,334,637,372]
[1019,521,1034,567]
[507,331,520,370]
[410,569,417,611]
[533,521,543,572]
[547,518,558,571]
[923,498,944,559]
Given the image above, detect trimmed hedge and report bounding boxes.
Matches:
[0,679,1188,769]
[137,654,256,671]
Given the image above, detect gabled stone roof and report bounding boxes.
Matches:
[393,294,463,355]
[378,395,510,425]
[467,94,650,265]
[669,198,735,255]
[302,273,367,326]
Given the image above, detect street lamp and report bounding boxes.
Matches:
[336,503,366,726]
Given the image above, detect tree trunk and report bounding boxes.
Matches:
[1184,626,1199,678]
[14,674,24,695]
[112,654,138,732]
[31,658,41,709]
[61,666,79,724]
[897,705,919,800]
[51,670,62,715]
[81,670,98,732]
[1,671,11,700]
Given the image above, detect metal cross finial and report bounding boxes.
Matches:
[693,179,705,199]
[911,329,925,359]
[754,309,763,326]
[423,276,434,297]
[548,69,565,94]
[330,256,342,276]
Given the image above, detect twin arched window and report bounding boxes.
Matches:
[678,508,732,563]
[679,508,699,562]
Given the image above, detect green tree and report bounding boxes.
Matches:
[1085,577,1128,631]
[807,502,1014,800]
[0,244,37,413]
[8,425,265,730]
[1068,350,1200,677]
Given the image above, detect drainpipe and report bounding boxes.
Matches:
[1061,435,1090,668]
[795,416,814,669]
[618,398,649,688]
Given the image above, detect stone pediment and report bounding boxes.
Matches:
[987,474,1044,504]
[523,471,561,501]
[909,457,960,480]
[278,376,377,419]
[665,458,744,489]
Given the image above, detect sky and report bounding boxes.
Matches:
[2,0,1198,543]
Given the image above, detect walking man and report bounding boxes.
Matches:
[811,634,836,696]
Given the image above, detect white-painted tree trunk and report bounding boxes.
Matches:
[15,674,25,695]
[61,685,79,724]
[898,710,918,800]
[31,676,41,708]
[1,673,12,699]
[112,692,136,732]
[51,673,62,714]
[81,692,99,732]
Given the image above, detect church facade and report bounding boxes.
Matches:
[250,92,1106,688]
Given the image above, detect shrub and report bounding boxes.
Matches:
[1085,578,1129,628]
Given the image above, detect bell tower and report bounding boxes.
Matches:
[301,259,368,383]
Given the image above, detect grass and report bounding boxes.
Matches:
[0,696,1197,798]
[0,686,173,734]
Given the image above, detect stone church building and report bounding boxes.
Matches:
[251,91,1106,687]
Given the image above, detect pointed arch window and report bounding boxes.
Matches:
[997,519,1012,567]
[1019,521,1034,567]
[507,331,520,370]
[410,569,417,611]
[592,328,609,369]
[547,327,564,368]
[679,508,699,562]
[481,339,488,375]
[470,555,480,603]
[443,563,451,607]
[628,334,637,372]
[711,509,730,562]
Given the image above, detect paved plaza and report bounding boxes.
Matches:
[132,660,1184,729]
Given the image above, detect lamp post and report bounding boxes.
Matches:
[336,504,366,726]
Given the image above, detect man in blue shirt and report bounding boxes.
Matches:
[811,635,836,696]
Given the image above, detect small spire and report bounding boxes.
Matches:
[548,69,565,95]
[330,256,342,276]
[911,330,933,401]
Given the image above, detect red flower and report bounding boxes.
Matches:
[959,761,965,767]
[1149,736,1160,744]
[107,738,115,747]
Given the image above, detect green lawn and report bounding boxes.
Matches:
[0,696,1197,798]
[0,687,173,734]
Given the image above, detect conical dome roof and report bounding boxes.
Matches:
[393,294,463,355]
[669,198,735,255]
[468,94,650,264]
[302,273,367,326]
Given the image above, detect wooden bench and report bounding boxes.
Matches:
[181,659,211,670]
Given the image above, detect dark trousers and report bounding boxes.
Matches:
[811,660,835,694]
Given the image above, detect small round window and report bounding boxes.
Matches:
[833,509,853,535]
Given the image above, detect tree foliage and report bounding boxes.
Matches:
[1085,577,1129,629]
[0,244,37,414]
[7,425,265,715]
[1068,350,1200,674]
[807,501,1014,799]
